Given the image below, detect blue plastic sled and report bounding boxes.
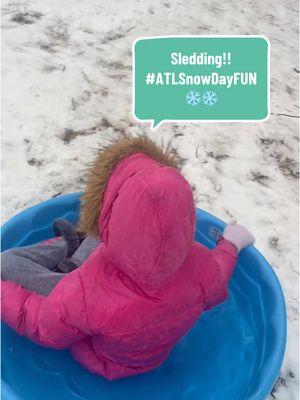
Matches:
[1,193,286,400]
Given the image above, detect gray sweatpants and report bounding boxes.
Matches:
[1,236,99,296]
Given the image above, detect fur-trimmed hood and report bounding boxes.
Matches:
[79,135,181,237]
[79,135,196,290]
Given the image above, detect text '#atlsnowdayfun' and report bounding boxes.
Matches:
[133,36,269,129]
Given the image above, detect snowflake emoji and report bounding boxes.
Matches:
[202,90,218,106]
[186,90,201,106]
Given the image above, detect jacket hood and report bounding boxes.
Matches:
[79,136,195,290]
[100,153,195,290]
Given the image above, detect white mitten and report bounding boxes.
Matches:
[223,221,255,253]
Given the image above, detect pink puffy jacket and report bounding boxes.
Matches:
[1,153,237,380]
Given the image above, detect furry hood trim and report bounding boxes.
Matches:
[78,135,181,236]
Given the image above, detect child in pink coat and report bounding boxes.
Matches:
[1,136,254,380]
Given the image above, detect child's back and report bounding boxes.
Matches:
[69,240,236,379]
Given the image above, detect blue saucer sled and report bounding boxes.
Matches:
[1,193,286,400]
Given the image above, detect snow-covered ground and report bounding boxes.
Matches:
[1,0,299,398]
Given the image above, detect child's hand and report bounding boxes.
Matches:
[223,221,255,253]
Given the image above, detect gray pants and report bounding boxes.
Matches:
[1,236,99,296]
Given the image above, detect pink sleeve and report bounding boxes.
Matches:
[1,272,88,349]
[204,238,238,311]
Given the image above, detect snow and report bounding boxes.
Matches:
[1,0,299,398]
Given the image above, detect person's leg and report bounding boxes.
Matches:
[71,236,100,265]
[1,222,99,295]
[11,239,69,271]
[1,218,84,274]
[56,236,100,272]
[1,247,67,296]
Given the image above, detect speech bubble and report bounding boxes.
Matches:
[132,36,269,130]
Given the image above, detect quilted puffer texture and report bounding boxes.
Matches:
[1,153,237,380]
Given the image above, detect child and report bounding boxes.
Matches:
[1,135,255,380]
